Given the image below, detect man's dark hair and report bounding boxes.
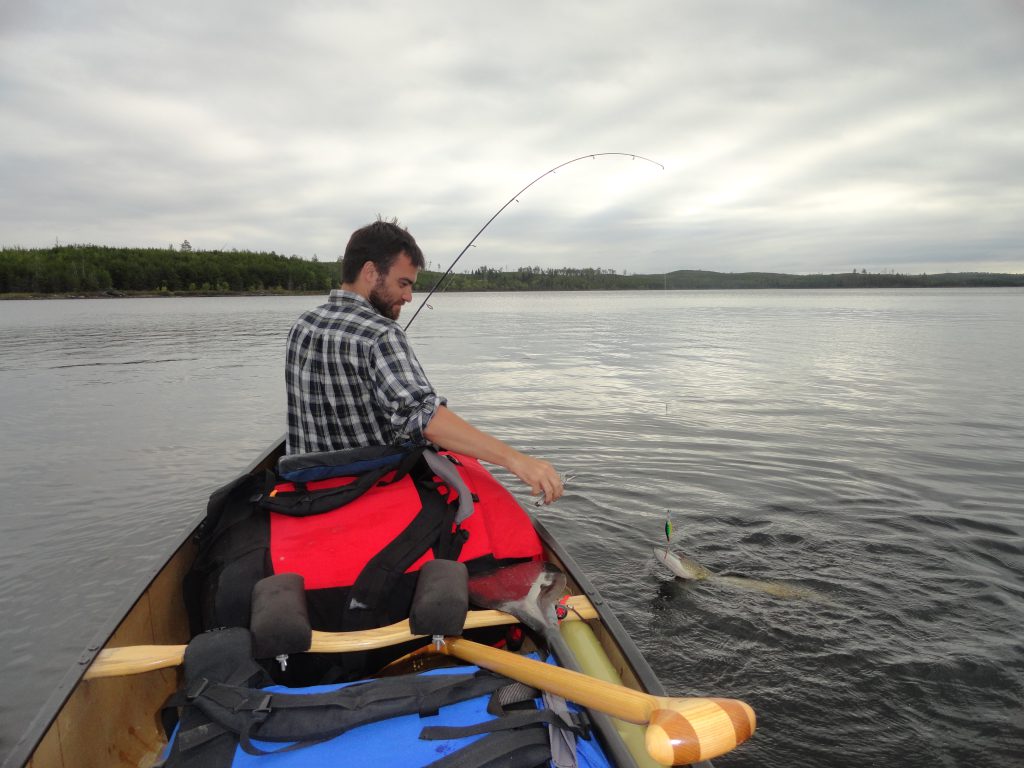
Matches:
[341,216,425,283]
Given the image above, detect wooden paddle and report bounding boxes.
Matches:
[84,597,597,679]
[437,635,755,766]
[464,560,756,765]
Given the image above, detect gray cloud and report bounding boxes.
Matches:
[2,0,1022,274]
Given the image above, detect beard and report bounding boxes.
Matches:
[369,279,400,320]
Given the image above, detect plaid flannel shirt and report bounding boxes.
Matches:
[285,290,446,455]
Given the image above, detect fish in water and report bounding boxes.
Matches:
[652,547,828,602]
[652,547,714,580]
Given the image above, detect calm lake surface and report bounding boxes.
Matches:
[1,289,1022,767]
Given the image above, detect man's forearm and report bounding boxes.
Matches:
[423,405,564,504]
[422,405,521,469]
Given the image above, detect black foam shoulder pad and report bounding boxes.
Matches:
[409,559,469,637]
[250,573,313,659]
[183,626,269,688]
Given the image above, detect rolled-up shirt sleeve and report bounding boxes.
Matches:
[369,325,447,445]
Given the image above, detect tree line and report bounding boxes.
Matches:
[1,245,1021,296]
[422,266,1024,291]
[0,245,336,295]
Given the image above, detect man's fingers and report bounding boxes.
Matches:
[512,455,564,505]
[537,474,564,505]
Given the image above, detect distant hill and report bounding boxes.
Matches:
[654,269,1024,289]
[1,245,1021,295]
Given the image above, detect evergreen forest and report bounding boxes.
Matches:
[2,244,1021,297]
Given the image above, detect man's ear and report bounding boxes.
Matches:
[359,259,379,285]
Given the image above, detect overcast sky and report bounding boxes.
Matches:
[2,1,1022,275]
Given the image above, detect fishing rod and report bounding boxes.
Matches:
[403,152,664,331]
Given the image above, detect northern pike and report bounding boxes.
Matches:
[652,547,828,601]
[652,547,714,581]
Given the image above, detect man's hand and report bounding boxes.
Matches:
[507,452,564,505]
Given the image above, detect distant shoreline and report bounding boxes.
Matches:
[3,282,1023,301]
[0,290,326,300]
[2,245,1022,295]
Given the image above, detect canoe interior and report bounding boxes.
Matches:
[25,535,196,768]
[15,439,664,768]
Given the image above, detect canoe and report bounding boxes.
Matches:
[6,437,750,768]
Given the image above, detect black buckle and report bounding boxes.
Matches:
[570,710,592,740]
[252,693,273,723]
[185,677,209,701]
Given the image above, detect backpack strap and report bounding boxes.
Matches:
[421,680,585,768]
[277,445,413,483]
[419,707,581,740]
[345,456,468,618]
[163,643,510,764]
[422,727,552,768]
[257,447,425,517]
[160,628,272,768]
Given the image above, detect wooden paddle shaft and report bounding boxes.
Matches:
[439,637,755,766]
[85,597,598,679]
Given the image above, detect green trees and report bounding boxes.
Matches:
[424,266,663,292]
[0,245,336,294]
[1,246,1021,295]
[0,246,113,293]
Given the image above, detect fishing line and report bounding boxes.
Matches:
[403,152,664,331]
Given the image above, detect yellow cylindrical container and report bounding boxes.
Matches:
[560,619,663,768]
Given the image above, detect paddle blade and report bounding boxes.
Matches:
[467,561,566,635]
[645,698,756,765]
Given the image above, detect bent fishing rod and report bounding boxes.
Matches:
[403,152,664,331]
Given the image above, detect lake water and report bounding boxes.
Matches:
[1,289,1022,767]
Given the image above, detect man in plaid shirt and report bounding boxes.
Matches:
[286,218,563,504]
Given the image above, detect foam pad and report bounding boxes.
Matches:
[409,559,469,637]
[250,573,312,659]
